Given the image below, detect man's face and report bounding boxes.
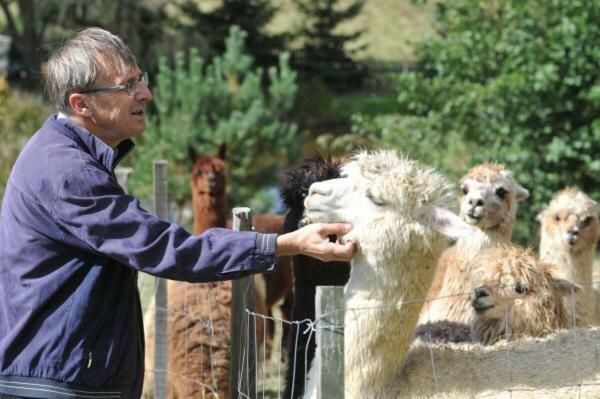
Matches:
[85,63,152,147]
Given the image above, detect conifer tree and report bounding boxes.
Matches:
[293,0,366,90]
[129,26,301,214]
[174,0,287,69]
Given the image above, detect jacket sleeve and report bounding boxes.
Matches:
[48,165,278,282]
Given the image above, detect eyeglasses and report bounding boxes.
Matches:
[79,72,148,96]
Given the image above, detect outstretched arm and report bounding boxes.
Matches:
[276,223,355,262]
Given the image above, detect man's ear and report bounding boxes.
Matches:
[68,92,92,117]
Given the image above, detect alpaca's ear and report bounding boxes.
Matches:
[419,205,476,239]
[552,279,582,297]
[514,183,529,201]
[536,210,545,223]
[218,142,227,161]
[188,146,198,163]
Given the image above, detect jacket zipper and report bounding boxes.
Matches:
[87,351,93,368]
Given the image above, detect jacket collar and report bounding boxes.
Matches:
[50,113,135,171]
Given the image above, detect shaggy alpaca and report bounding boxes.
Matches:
[392,246,598,398]
[419,163,529,328]
[278,155,351,399]
[303,150,474,398]
[537,188,599,326]
[470,245,578,344]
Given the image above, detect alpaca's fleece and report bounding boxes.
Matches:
[470,246,576,345]
[420,163,529,327]
[304,150,473,398]
[538,188,599,326]
[392,328,600,398]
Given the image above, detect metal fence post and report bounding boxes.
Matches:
[153,160,168,399]
[315,286,345,399]
[230,207,256,399]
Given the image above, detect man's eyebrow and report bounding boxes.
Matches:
[119,71,142,85]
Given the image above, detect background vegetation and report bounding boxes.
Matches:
[0,0,597,247]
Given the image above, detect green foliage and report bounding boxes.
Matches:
[293,0,367,90]
[0,79,52,204]
[386,0,600,244]
[128,26,302,213]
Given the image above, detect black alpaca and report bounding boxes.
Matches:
[279,155,351,399]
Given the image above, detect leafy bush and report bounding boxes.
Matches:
[374,0,599,244]
[0,78,52,206]
[128,26,302,214]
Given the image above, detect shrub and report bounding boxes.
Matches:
[380,0,600,244]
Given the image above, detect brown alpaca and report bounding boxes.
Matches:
[470,245,579,345]
[419,163,529,327]
[143,145,291,398]
[537,188,599,326]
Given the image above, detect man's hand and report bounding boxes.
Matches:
[276,223,355,262]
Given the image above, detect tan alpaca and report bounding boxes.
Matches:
[388,246,600,398]
[470,245,577,344]
[302,150,475,398]
[537,188,599,326]
[419,163,529,326]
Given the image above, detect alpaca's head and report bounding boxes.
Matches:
[279,155,342,214]
[304,150,474,260]
[459,163,529,235]
[470,246,578,345]
[188,143,227,198]
[537,188,598,255]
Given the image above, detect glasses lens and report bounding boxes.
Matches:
[128,72,148,96]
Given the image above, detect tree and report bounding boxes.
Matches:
[0,0,168,89]
[128,26,302,215]
[293,0,366,90]
[172,0,287,70]
[365,0,600,244]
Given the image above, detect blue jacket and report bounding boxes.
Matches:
[0,115,278,398]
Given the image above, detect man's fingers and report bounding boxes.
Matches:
[317,222,353,236]
[323,241,355,261]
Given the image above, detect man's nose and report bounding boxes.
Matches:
[135,84,153,102]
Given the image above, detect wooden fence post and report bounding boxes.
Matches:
[153,160,168,399]
[230,207,256,399]
[315,286,345,399]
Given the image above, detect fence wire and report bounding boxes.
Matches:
[139,273,600,399]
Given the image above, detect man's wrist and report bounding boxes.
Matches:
[276,232,298,257]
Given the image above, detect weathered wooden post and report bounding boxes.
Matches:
[114,166,133,194]
[153,160,168,399]
[315,286,345,399]
[230,207,256,399]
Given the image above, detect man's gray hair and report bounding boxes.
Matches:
[45,27,137,114]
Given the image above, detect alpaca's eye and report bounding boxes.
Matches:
[367,192,385,206]
[554,214,560,222]
[461,186,469,195]
[582,216,593,227]
[495,187,508,199]
[514,282,528,294]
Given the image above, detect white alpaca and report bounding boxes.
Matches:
[419,163,529,326]
[538,188,599,326]
[303,150,474,398]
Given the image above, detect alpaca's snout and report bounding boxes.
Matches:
[308,181,332,198]
[472,287,494,312]
[565,228,579,245]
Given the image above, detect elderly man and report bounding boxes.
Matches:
[0,28,353,399]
